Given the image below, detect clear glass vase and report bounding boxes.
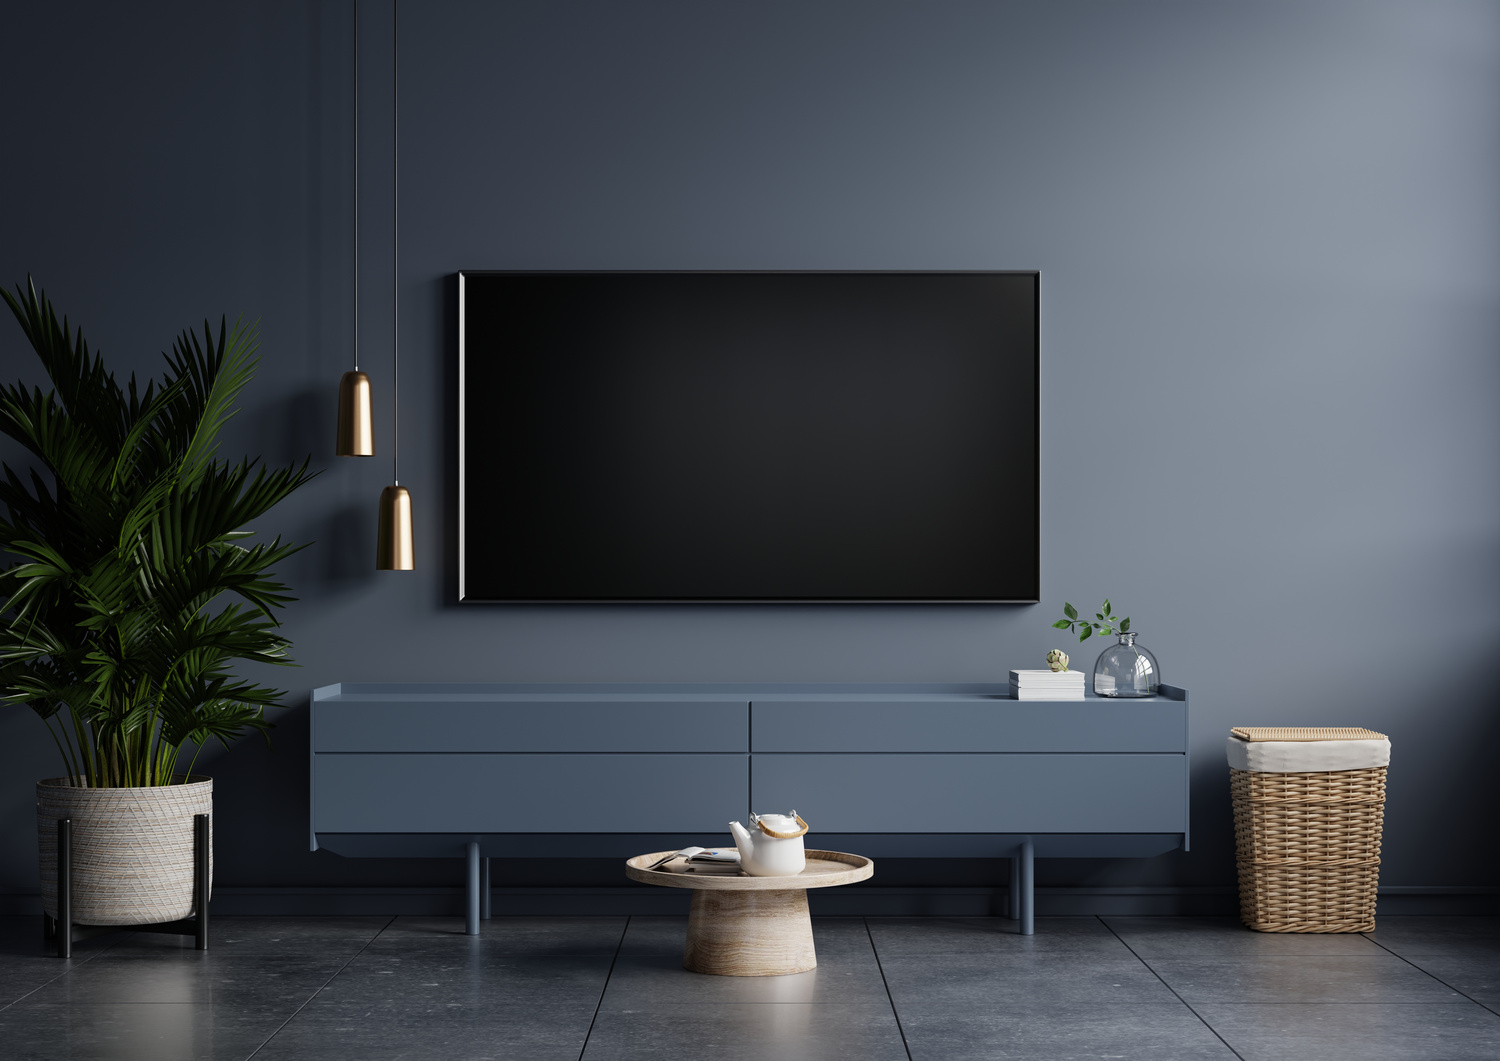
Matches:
[1093,631,1160,698]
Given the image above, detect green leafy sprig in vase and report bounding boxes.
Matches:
[1052,600,1129,643]
[1051,599,1159,697]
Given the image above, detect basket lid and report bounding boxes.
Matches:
[1230,726,1387,742]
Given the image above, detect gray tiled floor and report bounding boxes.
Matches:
[1,915,1498,1060]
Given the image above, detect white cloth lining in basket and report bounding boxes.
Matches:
[1225,737,1391,773]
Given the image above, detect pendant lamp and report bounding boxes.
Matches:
[377,0,413,570]
[336,0,374,457]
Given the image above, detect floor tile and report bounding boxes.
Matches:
[0,968,57,1009]
[377,915,626,955]
[19,952,346,1008]
[583,1002,907,1061]
[1368,917,1500,959]
[7,913,1500,1060]
[615,915,696,958]
[1373,937,1500,962]
[1366,917,1500,944]
[1197,1002,1500,1061]
[880,952,1181,1008]
[620,916,873,960]
[0,954,98,1009]
[1103,916,1383,957]
[600,955,890,1007]
[111,916,392,956]
[1394,953,1500,1005]
[254,1007,593,1061]
[0,916,127,1006]
[0,1003,283,1061]
[1148,954,1464,1005]
[0,916,125,960]
[307,952,612,1014]
[869,916,1132,957]
[899,1001,1238,1061]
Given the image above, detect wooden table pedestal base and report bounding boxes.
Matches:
[684,888,815,976]
[625,850,873,977]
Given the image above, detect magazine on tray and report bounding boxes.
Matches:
[644,846,742,871]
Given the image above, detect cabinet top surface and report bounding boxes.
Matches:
[313,682,1186,704]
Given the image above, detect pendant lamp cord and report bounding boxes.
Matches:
[392,0,399,486]
[353,0,359,371]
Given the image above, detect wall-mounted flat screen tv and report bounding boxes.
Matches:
[458,271,1038,602]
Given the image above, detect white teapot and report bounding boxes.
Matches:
[728,810,808,876]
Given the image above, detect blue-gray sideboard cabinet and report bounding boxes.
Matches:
[310,683,1189,935]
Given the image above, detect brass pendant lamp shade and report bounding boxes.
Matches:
[336,370,373,455]
[376,484,413,570]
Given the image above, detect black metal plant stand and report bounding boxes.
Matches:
[43,814,211,958]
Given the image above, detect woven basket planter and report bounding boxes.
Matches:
[36,777,213,926]
[1231,765,1385,933]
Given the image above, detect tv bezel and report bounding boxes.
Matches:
[456,269,1040,604]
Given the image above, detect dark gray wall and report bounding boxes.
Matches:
[2,0,1497,903]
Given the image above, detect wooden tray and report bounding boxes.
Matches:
[625,849,873,890]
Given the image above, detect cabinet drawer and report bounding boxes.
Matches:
[315,700,747,752]
[752,753,1185,833]
[752,701,1186,752]
[314,753,748,832]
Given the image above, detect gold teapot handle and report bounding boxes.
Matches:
[754,812,808,840]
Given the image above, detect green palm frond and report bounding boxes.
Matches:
[1,278,128,446]
[0,278,315,787]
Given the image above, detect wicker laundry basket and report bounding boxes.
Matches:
[1229,727,1388,933]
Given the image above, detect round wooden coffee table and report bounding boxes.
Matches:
[625,849,874,976]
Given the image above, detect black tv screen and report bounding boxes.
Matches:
[458,271,1038,602]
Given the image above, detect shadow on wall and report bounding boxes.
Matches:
[324,503,372,585]
[0,709,55,892]
[279,387,327,470]
[1381,697,1500,887]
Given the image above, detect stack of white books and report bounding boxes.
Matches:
[1009,669,1086,700]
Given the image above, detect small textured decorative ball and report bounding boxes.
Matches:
[1046,649,1069,672]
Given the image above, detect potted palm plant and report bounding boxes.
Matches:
[0,279,313,937]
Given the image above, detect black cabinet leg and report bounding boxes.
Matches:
[57,818,72,959]
[1019,839,1034,936]
[194,814,210,951]
[465,842,481,936]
